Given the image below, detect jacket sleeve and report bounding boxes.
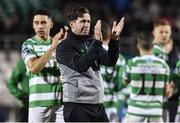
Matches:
[98,39,120,66]
[7,58,27,99]
[56,39,102,73]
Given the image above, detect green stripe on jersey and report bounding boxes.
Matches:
[30,83,62,94]
[103,101,118,109]
[128,99,163,108]
[29,99,62,108]
[132,87,164,95]
[127,112,162,117]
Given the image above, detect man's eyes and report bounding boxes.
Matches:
[41,21,47,24]
[160,31,169,34]
[81,20,90,23]
[34,21,47,24]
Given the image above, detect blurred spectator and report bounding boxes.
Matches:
[164,39,179,122]
[7,58,29,122]
[0,0,18,33]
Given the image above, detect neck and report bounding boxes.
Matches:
[36,35,49,42]
[153,40,165,47]
[139,49,153,56]
[103,39,110,45]
[68,31,89,41]
[72,30,79,35]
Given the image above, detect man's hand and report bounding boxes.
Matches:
[19,94,29,108]
[50,26,68,51]
[165,81,175,98]
[111,17,125,40]
[94,20,102,41]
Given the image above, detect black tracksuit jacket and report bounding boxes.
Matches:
[56,31,120,103]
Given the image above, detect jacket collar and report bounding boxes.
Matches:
[67,31,90,43]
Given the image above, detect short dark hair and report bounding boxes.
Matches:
[137,33,153,50]
[66,6,90,23]
[153,19,171,28]
[33,8,52,19]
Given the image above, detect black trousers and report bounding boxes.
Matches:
[63,102,109,122]
[17,107,28,122]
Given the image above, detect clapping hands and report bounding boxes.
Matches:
[51,26,69,51]
[94,17,125,41]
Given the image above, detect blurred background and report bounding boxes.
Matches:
[0,0,180,122]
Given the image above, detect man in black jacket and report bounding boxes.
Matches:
[56,6,124,122]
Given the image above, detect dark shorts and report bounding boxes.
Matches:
[63,102,109,122]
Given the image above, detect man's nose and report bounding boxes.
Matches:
[84,22,90,27]
[162,32,168,36]
[37,24,44,28]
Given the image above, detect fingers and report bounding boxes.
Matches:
[116,17,125,34]
[111,17,125,40]
[112,21,117,33]
[56,28,63,39]
[51,26,68,50]
[95,20,101,33]
[117,17,125,27]
[62,26,68,40]
[57,26,68,40]
[53,26,68,42]
[64,26,69,31]
[59,28,63,35]
[94,20,102,41]
[117,17,125,30]
[63,30,68,40]
[53,28,63,40]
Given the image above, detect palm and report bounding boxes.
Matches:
[111,17,125,40]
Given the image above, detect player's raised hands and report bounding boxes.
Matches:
[94,20,102,41]
[111,17,125,40]
[51,27,68,50]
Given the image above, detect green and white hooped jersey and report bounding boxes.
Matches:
[101,54,127,109]
[21,36,62,108]
[123,55,170,117]
[153,44,168,61]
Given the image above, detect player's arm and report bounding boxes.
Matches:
[7,58,26,98]
[165,63,175,97]
[27,51,53,73]
[122,59,133,85]
[166,61,180,97]
[27,29,67,73]
[122,65,130,84]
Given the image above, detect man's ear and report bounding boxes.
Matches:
[33,23,35,30]
[69,21,74,28]
[137,43,140,49]
[152,30,155,37]
[50,20,53,28]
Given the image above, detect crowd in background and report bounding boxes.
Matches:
[0,0,180,122]
[0,0,180,55]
